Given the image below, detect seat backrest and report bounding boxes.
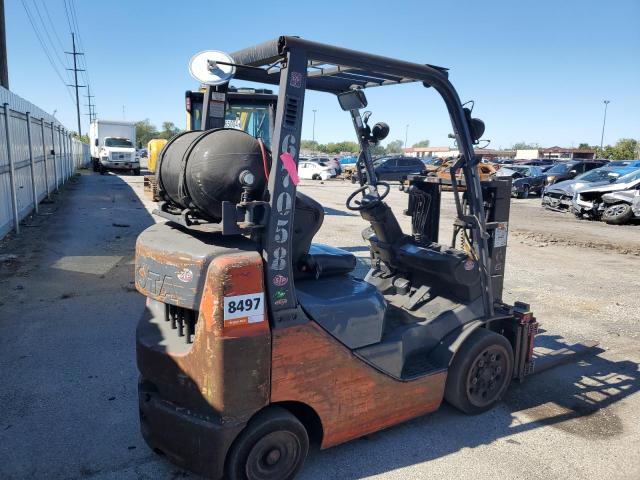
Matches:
[291,192,325,267]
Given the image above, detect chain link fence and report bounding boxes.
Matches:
[0,86,90,238]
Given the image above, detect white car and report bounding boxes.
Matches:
[298,161,335,180]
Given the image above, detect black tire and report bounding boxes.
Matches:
[92,159,99,172]
[99,165,106,175]
[602,203,633,225]
[517,185,529,199]
[311,174,320,180]
[133,168,141,176]
[445,328,514,415]
[225,407,309,480]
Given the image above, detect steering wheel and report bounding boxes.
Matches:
[346,182,390,211]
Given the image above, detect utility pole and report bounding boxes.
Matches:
[65,33,85,136]
[84,85,96,122]
[312,109,317,142]
[599,100,610,153]
[405,124,409,149]
[0,0,8,89]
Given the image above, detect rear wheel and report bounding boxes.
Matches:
[225,407,309,480]
[133,168,141,176]
[445,329,513,414]
[602,203,633,225]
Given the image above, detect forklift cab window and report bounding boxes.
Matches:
[224,103,271,149]
[186,92,272,148]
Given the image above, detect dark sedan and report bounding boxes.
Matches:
[372,156,426,182]
[496,165,545,198]
[544,160,607,185]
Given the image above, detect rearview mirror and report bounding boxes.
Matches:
[94,139,99,146]
[338,90,368,111]
[470,118,485,142]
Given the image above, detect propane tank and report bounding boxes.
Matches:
[156,128,268,222]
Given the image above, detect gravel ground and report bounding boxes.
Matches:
[0,171,638,480]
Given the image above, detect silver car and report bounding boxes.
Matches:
[572,169,640,219]
[541,167,626,211]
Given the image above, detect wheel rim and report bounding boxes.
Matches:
[606,204,627,216]
[245,431,301,480]
[466,345,510,408]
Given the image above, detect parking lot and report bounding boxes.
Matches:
[0,170,639,480]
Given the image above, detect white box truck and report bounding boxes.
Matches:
[89,120,139,175]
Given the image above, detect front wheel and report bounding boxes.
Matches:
[225,407,309,480]
[602,203,633,225]
[445,329,513,415]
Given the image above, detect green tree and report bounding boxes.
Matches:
[598,138,639,160]
[325,141,359,154]
[158,121,181,140]
[412,139,430,148]
[370,144,386,156]
[512,141,539,150]
[135,119,158,147]
[578,143,592,150]
[301,140,321,151]
[385,139,404,154]
[72,132,89,143]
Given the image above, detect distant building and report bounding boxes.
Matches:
[539,147,596,160]
[403,146,515,160]
[404,146,596,160]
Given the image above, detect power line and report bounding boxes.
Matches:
[20,0,75,104]
[31,0,70,81]
[40,0,66,52]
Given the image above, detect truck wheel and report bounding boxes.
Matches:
[445,328,513,415]
[225,406,309,480]
[92,159,99,172]
[133,168,141,176]
[602,203,633,225]
[99,165,107,175]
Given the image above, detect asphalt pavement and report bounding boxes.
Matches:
[0,171,638,480]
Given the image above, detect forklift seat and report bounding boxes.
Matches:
[292,192,357,279]
[298,243,356,278]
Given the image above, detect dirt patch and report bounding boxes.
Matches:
[512,229,640,256]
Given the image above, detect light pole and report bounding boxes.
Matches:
[404,124,409,149]
[600,100,610,152]
[312,109,317,143]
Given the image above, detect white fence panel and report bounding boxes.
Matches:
[0,86,90,238]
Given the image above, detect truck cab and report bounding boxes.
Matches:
[89,120,139,175]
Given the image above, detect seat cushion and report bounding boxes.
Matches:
[296,244,356,279]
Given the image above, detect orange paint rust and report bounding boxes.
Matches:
[200,252,269,338]
[271,322,447,448]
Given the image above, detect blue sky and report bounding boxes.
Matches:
[6,0,640,149]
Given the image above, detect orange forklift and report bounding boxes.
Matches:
[135,37,595,479]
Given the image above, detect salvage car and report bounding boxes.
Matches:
[601,189,640,224]
[542,166,634,211]
[572,168,640,219]
[496,165,545,198]
[544,159,607,185]
[435,160,496,186]
[298,160,336,180]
